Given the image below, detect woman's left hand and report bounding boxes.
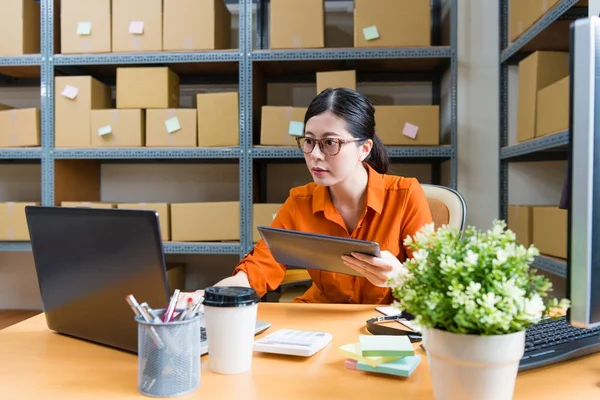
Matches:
[341,251,405,287]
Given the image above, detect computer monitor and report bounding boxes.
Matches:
[567,16,600,329]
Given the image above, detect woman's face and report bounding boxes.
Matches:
[302,111,372,187]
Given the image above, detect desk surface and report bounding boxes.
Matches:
[0,303,599,399]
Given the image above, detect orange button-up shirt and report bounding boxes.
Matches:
[233,163,433,304]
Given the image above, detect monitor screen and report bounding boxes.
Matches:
[567,16,600,329]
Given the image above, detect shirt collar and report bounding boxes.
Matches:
[312,163,385,215]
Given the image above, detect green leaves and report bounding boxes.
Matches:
[389,219,571,335]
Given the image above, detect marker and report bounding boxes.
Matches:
[162,289,180,322]
[125,295,164,349]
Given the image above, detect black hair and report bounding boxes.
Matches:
[304,88,389,174]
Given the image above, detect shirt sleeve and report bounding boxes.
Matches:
[232,196,296,297]
[400,179,434,259]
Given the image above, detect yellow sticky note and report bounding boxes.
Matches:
[97,125,112,136]
[338,343,402,368]
[272,213,277,220]
[165,117,181,134]
[77,21,92,36]
[363,26,379,41]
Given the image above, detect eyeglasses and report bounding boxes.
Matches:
[295,136,363,156]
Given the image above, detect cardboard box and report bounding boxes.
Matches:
[316,70,356,94]
[171,201,240,242]
[61,201,116,208]
[374,105,439,145]
[354,0,430,48]
[533,206,567,259]
[90,109,145,147]
[269,0,324,49]
[517,51,569,143]
[60,0,111,54]
[0,202,39,241]
[536,76,569,138]
[260,106,307,146]
[0,0,40,55]
[117,202,170,241]
[146,109,197,147]
[508,205,534,248]
[197,92,239,147]
[252,203,284,243]
[116,67,180,109]
[163,0,231,51]
[0,108,40,147]
[112,0,162,52]
[55,76,112,147]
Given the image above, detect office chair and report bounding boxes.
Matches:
[421,184,467,231]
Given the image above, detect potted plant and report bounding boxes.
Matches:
[388,220,570,400]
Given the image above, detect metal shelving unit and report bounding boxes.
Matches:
[0,0,458,256]
[499,0,597,277]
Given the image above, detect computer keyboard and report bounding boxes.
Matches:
[519,316,600,371]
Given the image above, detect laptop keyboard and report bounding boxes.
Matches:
[201,327,207,341]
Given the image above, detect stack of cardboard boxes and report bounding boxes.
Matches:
[260,69,440,147]
[54,66,239,148]
[59,0,231,54]
[269,0,431,49]
[508,205,567,260]
[0,103,40,148]
[516,51,570,143]
[53,200,281,244]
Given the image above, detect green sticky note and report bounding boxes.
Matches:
[356,355,422,377]
[97,125,112,136]
[288,121,304,136]
[77,21,92,36]
[358,334,415,357]
[362,25,379,41]
[165,117,181,134]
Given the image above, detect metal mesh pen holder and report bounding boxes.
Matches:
[135,309,202,397]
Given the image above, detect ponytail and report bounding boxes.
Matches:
[365,134,389,174]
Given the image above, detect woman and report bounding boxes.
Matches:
[186,88,432,305]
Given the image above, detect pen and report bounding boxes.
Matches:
[162,289,180,322]
[186,296,204,320]
[125,294,164,349]
[141,302,181,356]
[178,297,194,321]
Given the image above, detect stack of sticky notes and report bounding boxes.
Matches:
[339,335,421,377]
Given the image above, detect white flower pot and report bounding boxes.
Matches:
[423,328,525,400]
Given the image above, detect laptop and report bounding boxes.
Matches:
[25,205,270,355]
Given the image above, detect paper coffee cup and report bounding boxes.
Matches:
[203,286,260,374]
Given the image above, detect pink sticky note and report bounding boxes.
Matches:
[402,122,419,139]
[345,359,358,370]
[129,21,144,35]
[61,85,79,100]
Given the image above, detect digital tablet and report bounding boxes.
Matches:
[257,226,381,277]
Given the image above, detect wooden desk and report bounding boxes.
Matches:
[0,303,598,399]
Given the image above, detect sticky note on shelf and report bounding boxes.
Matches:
[288,121,304,136]
[362,26,379,41]
[61,85,78,100]
[402,122,419,139]
[358,335,415,357]
[129,21,144,35]
[97,125,112,136]
[272,213,277,220]
[165,117,181,134]
[76,21,92,36]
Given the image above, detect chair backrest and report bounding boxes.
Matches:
[421,184,467,231]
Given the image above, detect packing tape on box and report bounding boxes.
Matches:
[8,109,17,124]
[166,109,177,119]
[292,35,302,49]
[111,110,120,123]
[82,39,90,53]
[5,226,15,241]
[284,106,293,121]
[542,0,548,11]
[9,132,18,146]
[184,37,193,50]
[166,133,175,146]
[131,36,142,52]
[5,202,15,215]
